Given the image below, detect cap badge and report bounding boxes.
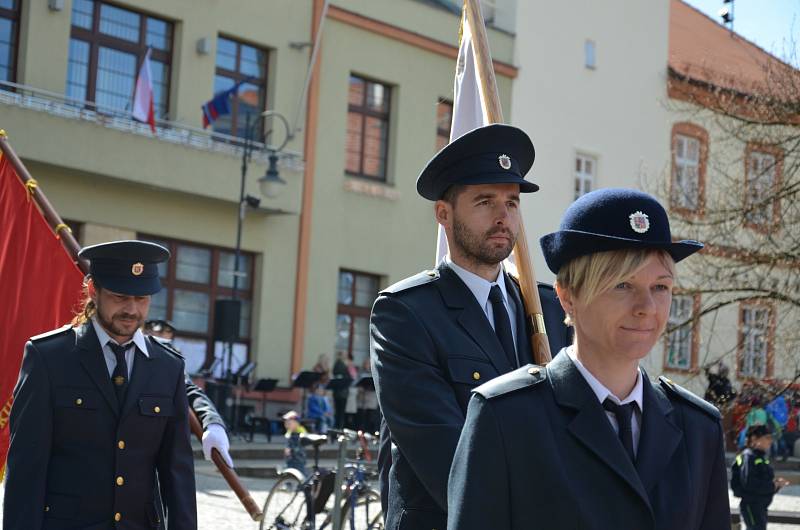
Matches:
[629,211,650,234]
[131,262,144,276]
[498,154,512,170]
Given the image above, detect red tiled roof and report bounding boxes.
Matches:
[669,0,796,95]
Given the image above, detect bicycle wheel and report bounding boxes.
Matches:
[260,474,306,530]
[342,488,383,530]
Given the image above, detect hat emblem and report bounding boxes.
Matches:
[498,154,512,170]
[131,262,144,276]
[629,211,650,234]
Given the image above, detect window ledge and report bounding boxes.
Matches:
[344,176,400,201]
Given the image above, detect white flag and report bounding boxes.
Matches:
[132,49,156,133]
[435,12,489,264]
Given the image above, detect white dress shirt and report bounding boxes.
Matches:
[446,256,518,356]
[92,317,150,379]
[567,346,643,456]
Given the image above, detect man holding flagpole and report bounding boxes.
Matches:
[371,3,569,527]
[370,123,571,529]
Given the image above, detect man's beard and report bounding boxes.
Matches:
[452,215,516,267]
[96,299,143,339]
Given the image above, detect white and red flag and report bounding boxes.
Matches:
[132,48,156,133]
[435,8,493,264]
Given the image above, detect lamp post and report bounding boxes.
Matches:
[226,110,291,383]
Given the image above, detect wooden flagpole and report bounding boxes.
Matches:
[462,1,552,365]
[0,130,264,522]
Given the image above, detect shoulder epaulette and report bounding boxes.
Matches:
[149,336,185,360]
[474,364,546,399]
[30,324,73,343]
[659,376,721,420]
[381,269,440,295]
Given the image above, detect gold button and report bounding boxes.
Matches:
[472,371,481,381]
[116,476,124,486]
[154,406,161,413]
[114,512,122,522]
[118,440,125,449]
[75,398,83,405]
[528,366,541,375]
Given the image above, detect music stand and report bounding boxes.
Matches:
[325,376,352,392]
[353,375,375,390]
[292,371,322,420]
[250,378,278,442]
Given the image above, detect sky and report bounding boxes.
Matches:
[684,0,800,64]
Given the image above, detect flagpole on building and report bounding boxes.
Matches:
[462,0,552,365]
[0,130,264,522]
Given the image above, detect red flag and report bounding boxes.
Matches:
[0,153,84,477]
[132,48,156,133]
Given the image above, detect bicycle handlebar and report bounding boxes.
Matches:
[328,428,379,442]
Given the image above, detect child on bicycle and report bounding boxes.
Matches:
[283,410,308,475]
[731,424,790,530]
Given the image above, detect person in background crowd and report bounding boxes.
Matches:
[731,425,790,530]
[144,318,234,468]
[307,384,333,434]
[332,350,353,429]
[704,361,736,408]
[344,354,359,429]
[312,353,332,386]
[282,410,308,476]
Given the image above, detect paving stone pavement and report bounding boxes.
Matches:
[0,468,276,530]
[4,474,800,528]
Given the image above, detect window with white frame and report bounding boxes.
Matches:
[336,270,381,368]
[665,295,693,370]
[739,304,771,378]
[745,150,777,227]
[672,134,700,211]
[574,154,596,200]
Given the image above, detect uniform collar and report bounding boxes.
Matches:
[567,346,643,412]
[91,317,150,357]
[445,256,510,310]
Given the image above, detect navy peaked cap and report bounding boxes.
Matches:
[78,240,169,296]
[540,188,703,274]
[416,124,538,200]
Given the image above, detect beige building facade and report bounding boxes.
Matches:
[0,0,516,401]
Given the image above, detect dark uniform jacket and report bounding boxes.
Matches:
[732,447,776,505]
[3,323,197,530]
[371,261,570,530]
[448,350,731,530]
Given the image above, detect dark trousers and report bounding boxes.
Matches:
[741,501,768,530]
[333,396,347,429]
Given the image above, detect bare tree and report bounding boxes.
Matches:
[658,44,800,393]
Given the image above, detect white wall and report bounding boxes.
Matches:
[511,0,672,283]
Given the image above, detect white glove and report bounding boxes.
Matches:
[202,423,234,468]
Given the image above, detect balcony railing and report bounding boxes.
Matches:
[0,81,304,173]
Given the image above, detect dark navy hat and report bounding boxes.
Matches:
[540,188,703,274]
[78,240,169,296]
[416,124,538,200]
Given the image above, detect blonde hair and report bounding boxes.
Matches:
[556,248,675,326]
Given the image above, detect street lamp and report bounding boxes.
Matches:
[225,110,291,382]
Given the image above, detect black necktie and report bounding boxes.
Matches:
[489,285,517,369]
[603,398,637,463]
[108,342,129,408]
